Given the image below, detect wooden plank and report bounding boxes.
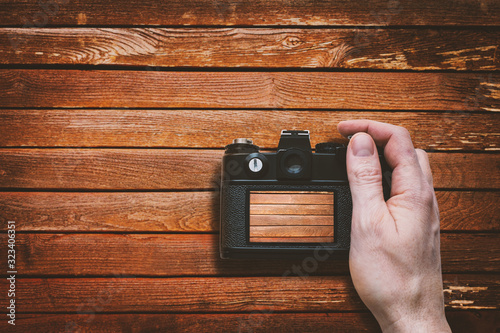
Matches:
[0,149,221,190]
[250,226,334,237]
[0,276,367,313]
[0,192,217,232]
[441,234,500,273]
[1,28,499,70]
[250,215,335,226]
[0,150,497,190]
[2,191,496,232]
[0,233,347,276]
[446,311,500,333]
[0,275,497,313]
[1,110,498,151]
[0,234,498,275]
[250,192,334,205]
[2,313,382,333]
[431,153,500,189]
[250,204,334,215]
[443,274,500,310]
[249,236,335,243]
[7,311,499,333]
[438,191,500,231]
[1,70,499,111]
[0,0,498,26]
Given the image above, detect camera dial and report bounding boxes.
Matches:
[225,138,259,154]
[234,138,253,144]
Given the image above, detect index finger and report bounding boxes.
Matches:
[338,119,426,198]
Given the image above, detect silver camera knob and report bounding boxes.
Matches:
[233,138,253,144]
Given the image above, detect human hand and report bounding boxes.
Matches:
[337,120,451,332]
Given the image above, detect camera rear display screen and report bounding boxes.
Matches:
[249,191,334,243]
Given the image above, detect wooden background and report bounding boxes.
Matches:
[0,0,499,331]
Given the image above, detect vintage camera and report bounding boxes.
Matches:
[220,130,391,259]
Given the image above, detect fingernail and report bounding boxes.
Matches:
[351,133,374,157]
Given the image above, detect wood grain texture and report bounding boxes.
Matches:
[0,0,499,26]
[1,191,497,232]
[443,274,500,310]
[248,236,336,243]
[0,275,497,313]
[250,204,334,215]
[250,215,335,226]
[1,232,346,276]
[250,226,334,237]
[0,234,498,276]
[250,192,334,204]
[446,311,500,333]
[6,312,500,333]
[2,313,382,333]
[0,150,498,190]
[0,0,497,327]
[0,192,217,232]
[2,28,499,70]
[1,110,498,151]
[0,149,221,190]
[0,277,368,313]
[249,192,335,243]
[437,191,500,231]
[1,70,499,111]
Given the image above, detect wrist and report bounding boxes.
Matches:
[380,312,451,333]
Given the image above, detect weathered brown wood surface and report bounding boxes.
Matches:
[5,312,500,333]
[1,191,498,232]
[1,70,499,111]
[1,28,499,70]
[1,0,499,26]
[0,313,384,333]
[1,0,499,332]
[0,110,498,151]
[0,233,498,276]
[250,203,334,215]
[0,275,498,312]
[0,150,498,189]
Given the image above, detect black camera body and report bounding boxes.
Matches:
[220,130,391,259]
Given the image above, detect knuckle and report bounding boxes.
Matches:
[415,148,427,157]
[413,183,436,208]
[402,147,417,160]
[396,126,411,138]
[415,148,429,161]
[422,187,435,206]
[351,162,382,185]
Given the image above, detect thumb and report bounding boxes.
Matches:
[345,133,386,220]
